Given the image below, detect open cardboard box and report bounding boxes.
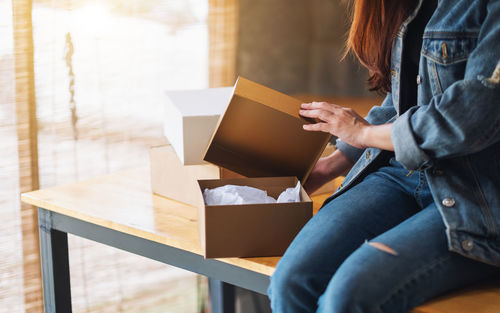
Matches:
[198,77,331,258]
[150,144,243,208]
[198,177,312,258]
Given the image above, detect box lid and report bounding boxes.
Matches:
[203,77,331,182]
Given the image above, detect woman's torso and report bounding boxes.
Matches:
[326,0,500,266]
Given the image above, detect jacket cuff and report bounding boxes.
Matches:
[391,108,433,170]
[335,139,364,163]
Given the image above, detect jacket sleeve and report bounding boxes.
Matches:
[336,93,396,162]
[392,1,500,170]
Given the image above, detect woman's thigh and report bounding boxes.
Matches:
[316,202,500,313]
[268,170,423,312]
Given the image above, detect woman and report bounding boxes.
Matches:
[267,0,500,312]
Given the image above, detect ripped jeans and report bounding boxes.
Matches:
[267,157,500,313]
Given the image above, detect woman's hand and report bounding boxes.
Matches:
[300,102,370,149]
[300,102,395,151]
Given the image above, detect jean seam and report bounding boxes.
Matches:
[372,254,452,313]
[414,171,425,210]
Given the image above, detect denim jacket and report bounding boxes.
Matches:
[326,0,500,266]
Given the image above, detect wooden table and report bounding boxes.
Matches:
[21,167,500,313]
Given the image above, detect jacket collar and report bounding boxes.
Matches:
[397,0,426,37]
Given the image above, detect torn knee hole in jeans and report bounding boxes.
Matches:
[488,62,500,84]
[367,241,399,256]
[482,61,500,87]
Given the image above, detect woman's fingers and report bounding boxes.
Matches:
[299,109,334,122]
[302,122,330,133]
[301,101,342,113]
[300,101,372,149]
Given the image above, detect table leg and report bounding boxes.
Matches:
[209,278,236,313]
[38,208,72,313]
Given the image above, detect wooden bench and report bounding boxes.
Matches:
[21,167,500,313]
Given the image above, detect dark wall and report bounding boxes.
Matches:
[236,0,373,97]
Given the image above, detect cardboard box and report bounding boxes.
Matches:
[163,87,233,165]
[198,177,312,258]
[150,144,242,208]
[198,77,331,258]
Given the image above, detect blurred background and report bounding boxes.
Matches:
[0,0,377,312]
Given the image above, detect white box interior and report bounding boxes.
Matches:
[163,87,233,165]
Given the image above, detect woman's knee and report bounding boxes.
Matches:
[316,243,398,313]
[267,252,329,312]
[317,275,375,313]
[268,257,306,300]
[317,271,372,312]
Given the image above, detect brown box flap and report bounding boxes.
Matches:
[204,77,331,182]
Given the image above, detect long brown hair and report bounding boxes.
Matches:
[346,0,415,93]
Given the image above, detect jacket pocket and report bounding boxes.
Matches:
[421,32,478,95]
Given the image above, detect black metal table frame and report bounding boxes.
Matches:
[38,208,270,313]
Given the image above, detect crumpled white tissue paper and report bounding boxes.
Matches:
[203,181,302,205]
[277,181,302,203]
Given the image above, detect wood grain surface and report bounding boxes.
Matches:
[21,167,500,313]
[21,167,332,276]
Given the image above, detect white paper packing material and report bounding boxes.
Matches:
[203,185,277,205]
[277,181,302,203]
[163,87,233,165]
[203,181,302,205]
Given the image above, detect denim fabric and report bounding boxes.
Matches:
[333,0,500,266]
[268,158,500,313]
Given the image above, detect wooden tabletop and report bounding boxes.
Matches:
[21,166,500,313]
[21,167,331,277]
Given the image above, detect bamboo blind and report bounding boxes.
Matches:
[2,0,239,311]
[208,0,238,87]
[1,0,29,311]
[11,0,43,312]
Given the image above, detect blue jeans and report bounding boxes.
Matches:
[267,157,500,313]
